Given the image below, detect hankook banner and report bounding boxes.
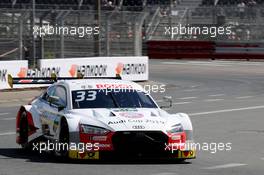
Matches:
[38,57,149,81]
[0,57,148,89]
[0,60,28,89]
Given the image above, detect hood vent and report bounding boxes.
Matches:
[151,112,157,117]
[109,112,116,117]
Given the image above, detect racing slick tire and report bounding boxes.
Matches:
[19,111,32,150]
[55,118,69,158]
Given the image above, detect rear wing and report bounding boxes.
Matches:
[8,74,121,88]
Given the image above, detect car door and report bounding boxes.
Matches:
[39,85,67,139]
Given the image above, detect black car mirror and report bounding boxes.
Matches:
[160,96,173,109]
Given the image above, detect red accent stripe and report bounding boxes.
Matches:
[79,129,114,151]
[167,132,186,150]
[19,80,33,83]
[16,108,22,144]
[26,111,37,136]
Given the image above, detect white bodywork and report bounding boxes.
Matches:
[17,79,194,158]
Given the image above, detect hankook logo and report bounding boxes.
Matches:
[132,125,145,129]
[115,62,146,76]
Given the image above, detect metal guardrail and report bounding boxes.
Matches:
[1,6,264,63]
[0,9,147,66]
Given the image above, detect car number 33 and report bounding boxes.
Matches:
[75,91,97,102]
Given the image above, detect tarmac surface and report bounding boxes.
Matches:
[0,60,264,175]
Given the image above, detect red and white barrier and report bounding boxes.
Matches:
[147,41,264,60]
[0,57,149,90]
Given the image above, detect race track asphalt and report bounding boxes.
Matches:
[0,60,263,175]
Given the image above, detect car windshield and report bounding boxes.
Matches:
[71,89,157,109]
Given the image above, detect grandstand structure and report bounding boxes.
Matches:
[202,0,263,6]
[0,0,264,65]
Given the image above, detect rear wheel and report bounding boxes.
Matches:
[20,111,31,150]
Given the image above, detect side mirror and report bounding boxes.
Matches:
[160,96,173,109]
[47,96,66,111]
[47,95,60,104]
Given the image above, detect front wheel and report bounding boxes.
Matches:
[55,118,69,158]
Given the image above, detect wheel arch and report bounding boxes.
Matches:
[61,115,81,144]
[175,113,193,131]
[16,105,36,144]
[173,113,194,141]
[16,106,28,144]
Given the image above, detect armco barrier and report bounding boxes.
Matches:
[147,41,215,59]
[147,41,264,60]
[38,57,148,81]
[0,57,149,90]
[0,60,28,89]
[214,42,264,60]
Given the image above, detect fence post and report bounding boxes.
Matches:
[18,16,23,60]
[60,19,65,59]
[32,0,36,68]
[134,12,148,56]
[134,22,141,56]
[106,15,110,56]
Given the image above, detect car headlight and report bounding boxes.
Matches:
[168,123,184,133]
[80,124,110,135]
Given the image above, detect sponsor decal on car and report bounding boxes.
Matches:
[132,125,145,129]
[177,150,196,159]
[95,84,133,89]
[119,112,144,119]
[108,119,165,125]
[112,108,138,112]
[69,150,99,160]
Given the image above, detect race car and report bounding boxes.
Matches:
[12,75,196,160]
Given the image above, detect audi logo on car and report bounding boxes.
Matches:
[132,125,145,129]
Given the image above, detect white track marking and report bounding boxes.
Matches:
[203,163,247,170]
[204,99,224,102]
[21,99,31,102]
[173,102,192,105]
[236,96,254,99]
[209,94,225,97]
[0,132,16,136]
[183,89,198,92]
[214,61,264,66]
[161,62,231,67]
[0,100,9,103]
[162,60,264,66]
[189,105,264,116]
[0,99,20,103]
[152,173,178,175]
[0,113,9,116]
[10,99,20,102]
[178,97,197,100]
[0,117,16,121]
[0,98,32,103]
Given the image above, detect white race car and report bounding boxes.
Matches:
[12,75,196,160]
